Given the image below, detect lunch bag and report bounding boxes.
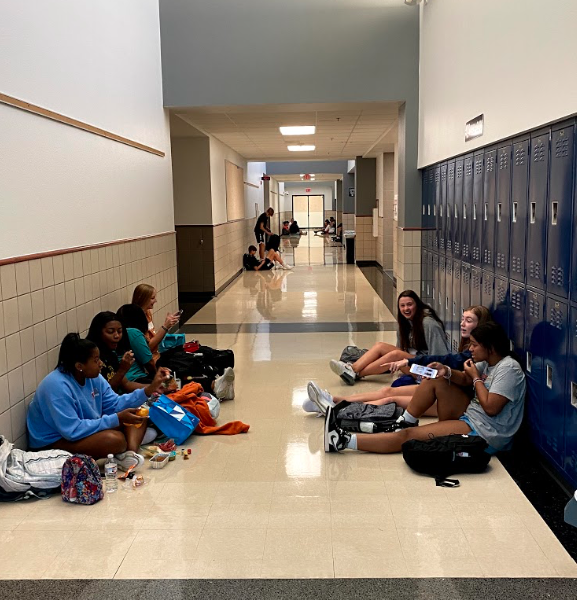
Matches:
[61,454,104,505]
[334,401,403,434]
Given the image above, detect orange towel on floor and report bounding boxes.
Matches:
[167,382,250,435]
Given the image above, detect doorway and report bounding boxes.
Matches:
[292,195,324,228]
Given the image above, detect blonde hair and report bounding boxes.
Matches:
[132,284,155,310]
[459,305,493,352]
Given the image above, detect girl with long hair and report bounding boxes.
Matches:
[265,235,293,270]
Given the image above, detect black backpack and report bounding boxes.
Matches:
[335,401,403,434]
[402,434,491,487]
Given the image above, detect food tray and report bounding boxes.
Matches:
[149,453,169,469]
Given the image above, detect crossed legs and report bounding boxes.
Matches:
[350,343,413,378]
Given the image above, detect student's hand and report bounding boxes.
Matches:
[385,359,408,373]
[118,408,146,426]
[118,351,135,373]
[163,313,179,330]
[426,362,446,378]
[463,359,480,380]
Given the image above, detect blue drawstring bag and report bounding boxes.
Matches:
[159,333,186,353]
[391,375,418,388]
[148,395,200,445]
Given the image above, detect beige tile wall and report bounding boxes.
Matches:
[342,213,355,233]
[394,228,422,295]
[0,233,178,449]
[382,154,395,270]
[355,216,376,262]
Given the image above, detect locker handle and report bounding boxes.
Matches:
[463,205,467,220]
[433,206,436,217]
[473,204,477,220]
[428,205,431,216]
[454,205,458,219]
[551,201,558,226]
[512,202,518,223]
[453,300,456,317]
[530,202,536,224]
[445,296,449,311]
[440,205,443,218]
[546,365,553,389]
[571,382,577,409]
[422,205,426,215]
[484,203,488,221]
[497,203,502,223]
[526,351,532,373]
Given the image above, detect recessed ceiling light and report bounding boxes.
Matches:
[309,174,315,177]
[299,174,305,177]
[288,145,315,152]
[280,126,315,136]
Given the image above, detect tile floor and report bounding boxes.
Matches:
[1,237,576,580]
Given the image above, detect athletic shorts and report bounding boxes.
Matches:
[255,231,265,244]
[459,415,498,454]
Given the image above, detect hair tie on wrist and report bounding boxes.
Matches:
[162,325,169,332]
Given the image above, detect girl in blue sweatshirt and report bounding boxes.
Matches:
[27,333,170,470]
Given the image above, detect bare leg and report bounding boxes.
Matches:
[267,250,288,267]
[357,349,413,377]
[47,430,128,459]
[333,385,414,404]
[259,242,265,260]
[406,377,471,421]
[350,342,399,374]
[356,419,472,454]
[124,422,148,453]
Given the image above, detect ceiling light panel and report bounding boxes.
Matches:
[288,145,315,152]
[279,126,316,136]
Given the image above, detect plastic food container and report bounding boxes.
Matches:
[149,453,169,469]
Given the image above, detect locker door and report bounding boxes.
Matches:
[542,297,569,468]
[493,276,509,333]
[426,250,434,302]
[481,270,495,312]
[427,169,435,250]
[509,282,526,368]
[433,166,441,251]
[495,144,512,277]
[527,130,551,290]
[462,155,474,263]
[482,148,497,270]
[432,253,439,313]
[547,125,574,299]
[525,289,546,448]
[421,248,428,300]
[564,305,577,487]
[461,262,471,314]
[446,161,455,257]
[471,152,484,266]
[510,138,530,282]
[422,169,430,249]
[439,255,447,325]
[454,158,464,259]
[439,163,448,253]
[445,258,453,344]
[471,266,482,306]
[452,260,462,352]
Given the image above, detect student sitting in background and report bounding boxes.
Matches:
[314,219,330,235]
[27,333,170,469]
[289,219,304,235]
[265,234,293,270]
[244,245,274,271]
[282,221,291,235]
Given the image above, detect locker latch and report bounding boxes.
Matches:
[497,203,502,223]
[546,365,553,389]
[526,351,532,373]
[551,202,558,226]
[530,202,536,224]
[512,202,518,223]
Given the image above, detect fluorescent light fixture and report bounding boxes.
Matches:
[309,174,315,176]
[288,145,315,152]
[299,174,305,177]
[280,126,315,136]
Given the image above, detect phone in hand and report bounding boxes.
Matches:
[175,309,184,317]
[409,364,438,379]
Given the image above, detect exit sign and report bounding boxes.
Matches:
[305,188,311,192]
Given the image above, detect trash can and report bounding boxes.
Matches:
[344,232,356,265]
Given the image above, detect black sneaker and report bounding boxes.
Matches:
[394,415,419,432]
[324,406,351,452]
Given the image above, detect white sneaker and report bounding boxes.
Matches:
[115,451,145,471]
[142,427,157,445]
[302,398,322,415]
[307,381,335,415]
[329,359,357,385]
[282,264,293,270]
[213,367,235,400]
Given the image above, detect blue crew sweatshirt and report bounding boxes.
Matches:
[27,369,148,449]
[408,349,472,371]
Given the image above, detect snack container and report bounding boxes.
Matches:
[149,453,169,469]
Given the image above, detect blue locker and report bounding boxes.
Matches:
[462,155,474,263]
[547,124,574,299]
[433,166,441,251]
[422,169,431,249]
[471,152,484,266]
[481,270,495,311]
[482,148,497,270]
[525,289,546,448]
[445,258,453,344]
[461,262,471,314]
[471,266,482,306]
[438,255,447,325]
[426,250,434,302]
[452,260,462,352]
[542,297,569,468]
[432,252,439,313]
[526,129,551,290]
[439,163,448,253]
[495,144,512,277]
[421,248,428,300]
[564,304,577,487]
[446,161,455,257]
[454,158,464,259]
[493,276,509,333]
[510,138,530,282]
[509,282,526,368]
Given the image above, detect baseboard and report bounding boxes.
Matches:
[356,260,382,268]
[215,268,243,296]
[178,291,215,302]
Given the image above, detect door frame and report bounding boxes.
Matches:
[291,194,325,228]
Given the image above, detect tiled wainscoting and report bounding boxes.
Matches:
[342,213,355,232]
[395,228,422,294]
[355,216,376,262]
[177,217,258,297]
[0,233,178,449]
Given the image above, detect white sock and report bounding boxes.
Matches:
[346,434,358,450]
[402,410,418,424]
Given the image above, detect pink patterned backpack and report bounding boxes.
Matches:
[61,454,103,505]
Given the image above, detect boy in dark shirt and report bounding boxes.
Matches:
[243,245,274,271]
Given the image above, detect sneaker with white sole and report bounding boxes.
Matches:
[282,264,293,270]
[329,359,357,385]
[394,414,419,432]
[302,398,323,416]
[115,451,145,471]
[213,367,235,401]
[307,381,334,415]
[324,406,351,453]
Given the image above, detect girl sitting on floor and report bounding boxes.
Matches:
[265,234,293,270]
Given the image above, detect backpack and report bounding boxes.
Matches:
[402,434,491,487]
[339,346,367,364]
[196,346,235,373]
[334,401,403,434]
[61,454,103,505]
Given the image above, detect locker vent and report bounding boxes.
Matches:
[555,136,569,158]
[499,152,509,170]
[486,154,495,172]
[483,278,492,295]
[549,307,564,330]
[512,256,522,274]
[529,261,542,280]
[448,165,455,180]
[533,140,545,162]
[511,291,522,310]
[528,297,542,318]
[455,241,460,254]
[550,266,564,288]
[475,160,483,175]
[483,249,492,264]
[435,171,440,182]
[456,164,463,178]
[447,239,452,252]
[463,271,470,285]
[452,339,458,352]
[514,146,526,166]
[472,246,480,261]
[466,161,473,176]
[497,253,506,269]
[462,243,469,258]
[497,284,506,303]
[442,169,447,182]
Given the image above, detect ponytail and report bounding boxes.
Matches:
[57,333,97,374]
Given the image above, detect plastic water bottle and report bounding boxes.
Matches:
[104,454,117,493]
[564,490,577,527]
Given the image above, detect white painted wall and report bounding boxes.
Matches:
[246,162,266,220]
[284,183,335,212]
[0,0,174,260]
[419,0,577,167]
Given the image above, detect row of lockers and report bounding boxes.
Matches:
[422,120,577,302]
[420,251,577,488]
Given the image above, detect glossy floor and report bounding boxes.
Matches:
[2,245,576,580]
